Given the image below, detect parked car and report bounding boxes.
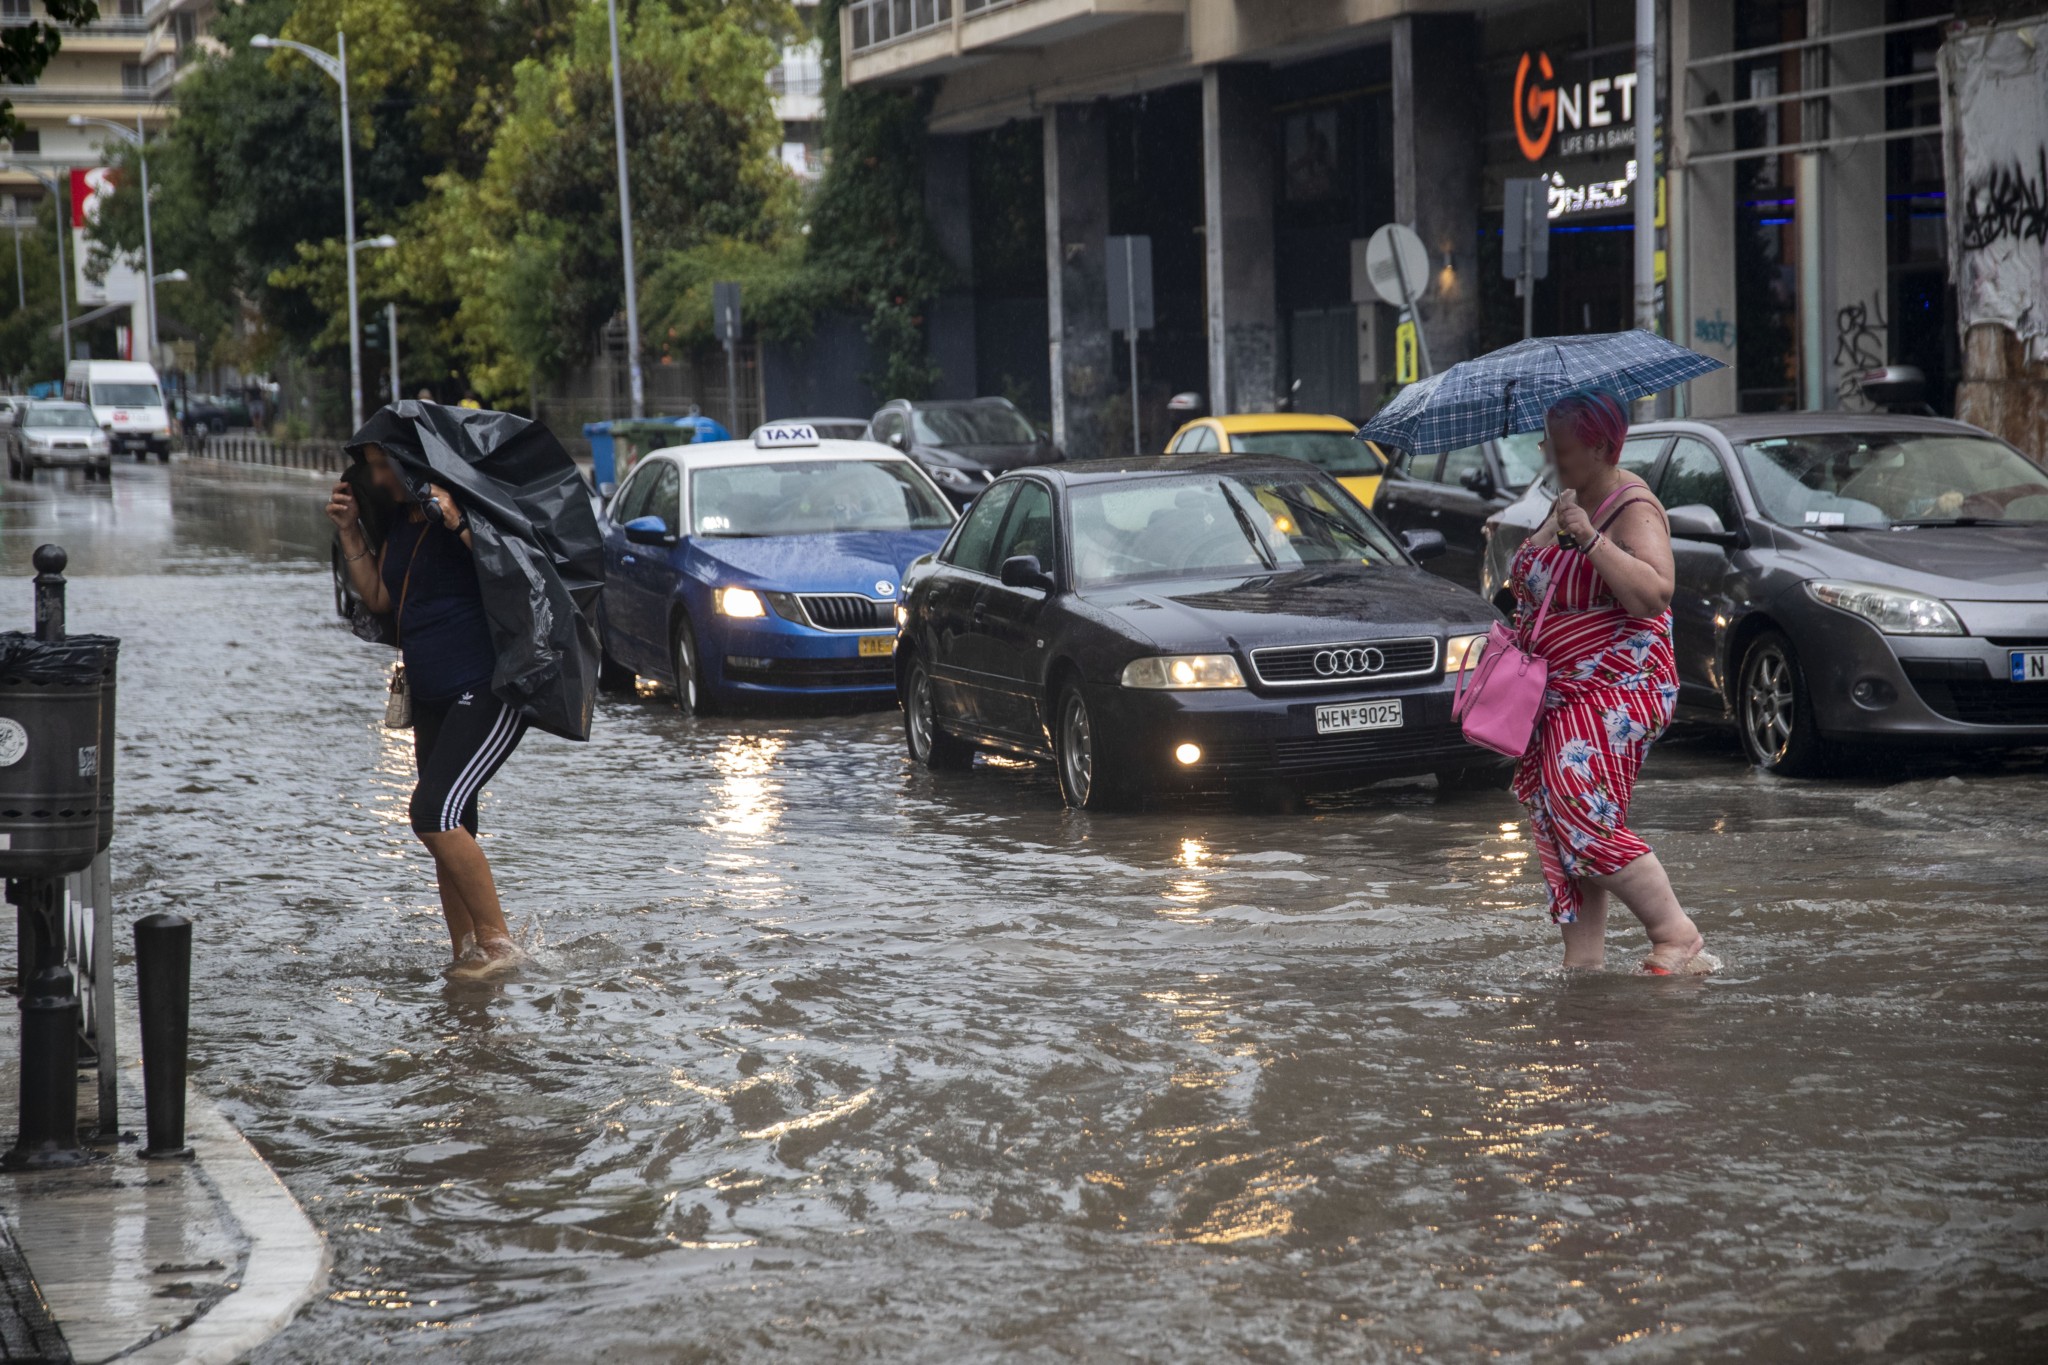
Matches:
[1164,412,1390,506]
[893,452,1506,809]
[1372,431,1547,589]
[867,397,1061,507]
[751,417,870,443]
[1478,413,2048,774]
[596,424,958,713]
[180,392,252,434]
[65,358,171,460]
[0,396,30,429]
[9,401,112,480]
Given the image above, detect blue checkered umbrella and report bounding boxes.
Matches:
[1356,330,1725,456]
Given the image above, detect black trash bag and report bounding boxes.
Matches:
[0,632,120,686]
[345,401,604,742]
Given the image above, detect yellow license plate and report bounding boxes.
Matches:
[859,635,896,657]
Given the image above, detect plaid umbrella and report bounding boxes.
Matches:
[1356,330,1725,456]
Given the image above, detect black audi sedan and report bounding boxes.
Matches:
[893,453,1506,808]
[867,397,1062,507]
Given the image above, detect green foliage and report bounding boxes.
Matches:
[0,1,98,135]
[805,0,948,399]
[0,198,75,382]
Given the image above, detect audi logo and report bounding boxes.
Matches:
[1313,646,1387,677]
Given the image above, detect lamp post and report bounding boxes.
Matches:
[351,234,397,405]
[67,115,159,366]
[152,268,187,284]
[250,31,364,430]
[0,162,71,365]
[605,0,644,418]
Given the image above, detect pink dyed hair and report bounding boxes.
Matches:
[1546,389,1630,464]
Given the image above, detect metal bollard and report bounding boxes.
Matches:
[33,543,65,642]
[5,880,89,1169]
[134,912,194,1159]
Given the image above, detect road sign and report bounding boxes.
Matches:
[1501,178,1551,283]
[713,281,742,344]
[1106,235,1153,334]
[1394,318,1419,385]
[1361,223,1429,310]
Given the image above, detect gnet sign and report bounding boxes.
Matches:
[1513,51,1639,162]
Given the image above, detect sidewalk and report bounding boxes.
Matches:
[0,990,327,1364]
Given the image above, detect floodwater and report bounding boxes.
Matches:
[12,461,2048,1362]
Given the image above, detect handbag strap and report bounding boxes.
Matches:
[1517,571,1561,651]
[393,522,423,645]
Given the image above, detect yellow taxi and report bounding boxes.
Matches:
[1163,412,1389,505]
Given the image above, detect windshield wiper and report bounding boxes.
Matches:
[1217,484,1278,570]
[1889,516,2003,527]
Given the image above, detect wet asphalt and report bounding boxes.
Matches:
[9,458,2047,1363]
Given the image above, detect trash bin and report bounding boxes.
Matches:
[584,415,731,488]
[0,633,114,879]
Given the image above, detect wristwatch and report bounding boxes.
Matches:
[454,511,472,536]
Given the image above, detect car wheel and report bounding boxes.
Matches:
[1435,763,1514,794]
[1053,680,1131,811]
[903,653,972,770]
[671,614,717,717]
[1738,629,1829,777]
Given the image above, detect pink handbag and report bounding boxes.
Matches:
[1451,572,1558,758]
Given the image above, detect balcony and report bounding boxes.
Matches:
[842,0,1184,85]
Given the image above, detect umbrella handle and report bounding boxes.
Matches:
[1502,377,1516,439]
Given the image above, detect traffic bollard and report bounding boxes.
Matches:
[134,912,194,1160]
[5,879,90,1169]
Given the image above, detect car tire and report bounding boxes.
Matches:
[671,614,718,717]
[1737,629,1830,777]
[1435,763,1514,794]
[902,653,972,770]
[1053,679,1133,811]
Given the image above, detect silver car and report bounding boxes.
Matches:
[1478,414,2048,775]
[9,401,112,481]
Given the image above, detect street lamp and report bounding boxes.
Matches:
[249,30,366,431]
[67,114,161,368]
[353,234,399,405]
[152,268,188,284]
[605,0,645,418]
[0,161,71,365]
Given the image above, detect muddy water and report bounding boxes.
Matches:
[17,463,2048,1361]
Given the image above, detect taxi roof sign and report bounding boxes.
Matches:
[752,423,820,448]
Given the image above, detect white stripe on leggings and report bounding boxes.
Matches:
[439,702,519,832]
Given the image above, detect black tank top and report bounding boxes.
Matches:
[381,519,497,702]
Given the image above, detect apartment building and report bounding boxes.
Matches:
[839,0,1982,460]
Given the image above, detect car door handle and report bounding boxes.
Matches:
[622,554,636,565]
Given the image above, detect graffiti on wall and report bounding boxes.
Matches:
[1833,293,1889,407]
[1958,147,2048,251]
[1692,310,1735,351]
[1942,24,2048,360]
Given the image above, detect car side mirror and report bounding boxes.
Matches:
[888,430,907,449]
[1666,503,1740,547]
[999,554,1056,593]
[1399,528,1448,561]
[622,514,674,545]
[1458,465,1498,499]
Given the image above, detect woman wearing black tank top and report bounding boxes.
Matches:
[328,444,528,981]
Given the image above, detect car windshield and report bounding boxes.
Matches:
[1736,432,2048,526]
[1070,471,1407,587]
[26,407,96,429]
[911,404,1036,446]
[1495,431,1544,489]
[1226,431,1384,477]
[91,383,162,408]
[689,459,954,537]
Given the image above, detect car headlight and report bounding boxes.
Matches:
[1444,632,1488,672]
[715,587,766,618]
[1805,580,1963,636]
[1120,654,1247,689]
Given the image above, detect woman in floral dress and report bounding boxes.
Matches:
[1508,389,1715,975]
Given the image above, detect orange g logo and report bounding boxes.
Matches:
[1514,51,1557,162]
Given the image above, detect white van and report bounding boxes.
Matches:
[65,359,172,460]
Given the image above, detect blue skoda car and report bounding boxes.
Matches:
[597,425,958,712]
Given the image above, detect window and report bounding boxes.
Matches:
[0,1,31,18]
[911,402,1036,446]
[1495,432,1544,489]
[1657,439,1738,528]
[609,466,656,525]
[1179,424,1218,453]
[870,409,904,448]
[1390,448,1439,481]
[1228,430,1382,477]
[4,130,37,156]
[1735,432,2048,526]
[1618,435,1667,478]
[687,459,953,537]
[1437,443,1487,489]
[992,480,1055,570]
[122,63,148,91]
[91,383,162,407]
[942,481,1018,575]
[642,462,681,534]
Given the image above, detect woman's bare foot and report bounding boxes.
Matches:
[1641,934,1718,976]
[446,938,526,982]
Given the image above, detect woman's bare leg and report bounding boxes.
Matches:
[1586,852,1705,970]
[1558,884,1610,968]
[433,860,478,960]
[419,828,514,955]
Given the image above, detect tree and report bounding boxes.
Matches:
[0,2,100,134]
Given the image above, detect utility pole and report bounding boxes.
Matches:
[606,0,645,418]
[387,302,399,403]
[1632,0,1658,340]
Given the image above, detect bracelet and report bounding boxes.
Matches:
[344,547,371,564]
[454,512,471,536]
[1580,532,1605,556]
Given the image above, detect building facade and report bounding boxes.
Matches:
[840,0,2029,459]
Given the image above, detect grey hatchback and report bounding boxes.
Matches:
[1478,414,2048,775]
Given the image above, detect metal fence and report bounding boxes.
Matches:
[63,853,118,1138]
[186,431,343,473]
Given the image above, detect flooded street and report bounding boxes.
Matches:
[15,461,2048,1361]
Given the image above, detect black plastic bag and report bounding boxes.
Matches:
[345,402,604,742]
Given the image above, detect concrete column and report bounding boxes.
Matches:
[1819,0,1887,409]
[1044,104,1112,459]
[923,133,978,400]
[1672,0,1738,414]
[1392,14,1482,368]
[1201,65,1276,415]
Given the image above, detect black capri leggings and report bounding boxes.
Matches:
[410,690,528,835]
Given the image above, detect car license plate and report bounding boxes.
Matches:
[2012,649,2048,683]
[859,634,895,658]
[1316,699,1403,734]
